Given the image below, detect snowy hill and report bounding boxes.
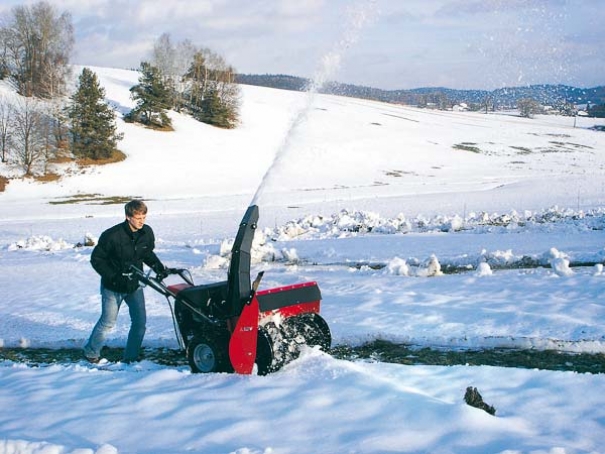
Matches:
[3,65,605,221]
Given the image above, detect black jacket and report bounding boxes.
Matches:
[91,221,164,293]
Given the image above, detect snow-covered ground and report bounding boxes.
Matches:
[1,67,605,453]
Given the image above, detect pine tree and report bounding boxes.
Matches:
[588,103,605,118]
[125,61,172,129]
[198,85,236,128]
[67,67,122,160]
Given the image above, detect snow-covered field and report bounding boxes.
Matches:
[1,67,605,453]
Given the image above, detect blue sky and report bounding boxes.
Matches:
[2,0,604,90]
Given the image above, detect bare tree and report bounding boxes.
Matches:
[152,33,175,81]
[11,96,45,175]
[152,33,198,81]
[174,39,196,79]
[518,98,542,118]
[49,98,69,152]
[1,1,74,98]
[0,26,11,80]
[0,95,12,163]
[482,95,494,114]
[38,104,59,174]
[185,51,209,110]
[151,33,197,110]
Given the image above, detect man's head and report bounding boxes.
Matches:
[125,200,147,232]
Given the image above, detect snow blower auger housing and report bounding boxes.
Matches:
[130,205,331,375]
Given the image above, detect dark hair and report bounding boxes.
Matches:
[125,200,148,217]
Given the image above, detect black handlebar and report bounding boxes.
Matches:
[128,265,194,292]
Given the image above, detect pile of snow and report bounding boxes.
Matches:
[544,247,574,277]
[385,255,443,277]
[8,235,73,252]
[265,206,605,241]
[475,261,493,276]
[192,207,605,277]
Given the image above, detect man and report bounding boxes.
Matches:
[84,200,167,363]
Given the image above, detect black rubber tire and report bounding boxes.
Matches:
[255,315,331,375]
[255,323,294,375]
[186,333,232,373]
[255,327,275,376]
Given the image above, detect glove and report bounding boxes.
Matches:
[155,267,168,281]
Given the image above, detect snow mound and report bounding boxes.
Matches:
[386,257,410,276]
[544,248,574,277]
[476,262,493,276]
[8,235,73,251]
[264,207,605,241]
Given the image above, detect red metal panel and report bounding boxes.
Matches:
[229,293,260,374]
[167,283,192,294]
[256,281,318,296]
[257,281,321,318]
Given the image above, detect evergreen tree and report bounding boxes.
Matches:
[588,103,605,118]
[67,67,122,160]
[125,61,172,129]
[197,84,238,128]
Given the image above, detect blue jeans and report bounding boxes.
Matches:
[84,284,146,362]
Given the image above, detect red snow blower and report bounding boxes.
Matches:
[130,204,331,375]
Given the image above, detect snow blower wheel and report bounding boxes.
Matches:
[255,321,299,375]
[187,334,231,373]
[255,327,278,376]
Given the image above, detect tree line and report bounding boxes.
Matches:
[240,74,605,116]
[0,2,240,179]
